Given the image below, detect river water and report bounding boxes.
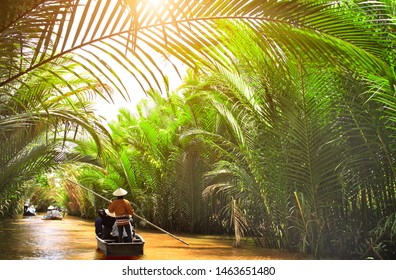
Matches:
[0,214,300,260]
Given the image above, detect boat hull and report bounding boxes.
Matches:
[23,211,36,216]
[96,234,144,256]
[42,216,63,220]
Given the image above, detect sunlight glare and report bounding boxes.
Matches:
[148,0,162,7]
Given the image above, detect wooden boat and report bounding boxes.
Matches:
[23,207,36,216]
[23,210,36,216]
[23,204,36,216]
[96,233,145,256]
[42,206,63,220]
[42,214,63,220]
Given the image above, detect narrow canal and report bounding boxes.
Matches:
[0,214,301,260]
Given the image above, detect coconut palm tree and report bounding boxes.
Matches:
[0,55,111,215]
[170,8,396,256]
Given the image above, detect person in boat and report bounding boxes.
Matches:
[43,205,54,219]
[24,202,29,213]
[107,188,134,243]
[95,209,104,237]
[46,205,55,216]
[51,206,62,219]
[26,205,36,215]
[44,205,62,219]
[110,215,135,241]
[23,202,36,216]
[95,209,117,239]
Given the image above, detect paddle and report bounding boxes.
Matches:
[66,179,189,245]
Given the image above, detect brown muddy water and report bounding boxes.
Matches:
[0,214,301,260]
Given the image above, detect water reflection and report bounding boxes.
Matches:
[0,214,300,260]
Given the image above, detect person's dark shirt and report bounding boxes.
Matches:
[95,217,103,236]
[102,215,116,227]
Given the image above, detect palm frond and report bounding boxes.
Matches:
[2,0,394,98]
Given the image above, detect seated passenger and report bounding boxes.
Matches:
[95,209,104,237]
[101,209,116,239]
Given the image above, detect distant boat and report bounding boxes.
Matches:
[42,205,63,220]
[23,202,36,216]
[96,234,144,256]
[23,205,36,216]
[42,214,63,220]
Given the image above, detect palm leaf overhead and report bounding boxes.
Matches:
[1,0,394,100]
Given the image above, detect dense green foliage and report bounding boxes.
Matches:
[1,0,396,259]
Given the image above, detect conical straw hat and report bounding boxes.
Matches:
[112,188,128,196]
[104,209,116,218]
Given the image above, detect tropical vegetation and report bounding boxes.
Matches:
[1,0,396,259]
